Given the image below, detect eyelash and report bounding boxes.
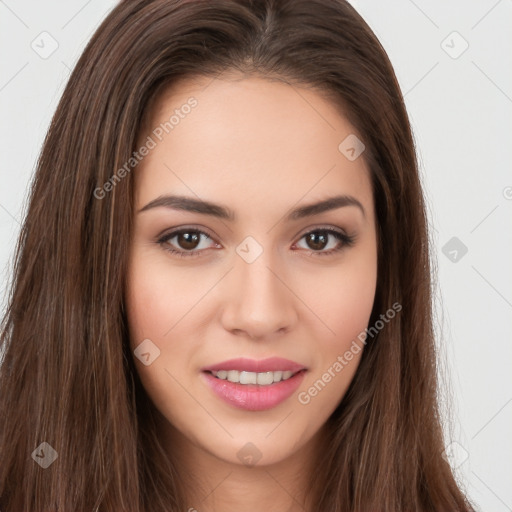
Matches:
[156,226,356,259]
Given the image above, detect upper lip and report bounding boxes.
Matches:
[201,357,307,373]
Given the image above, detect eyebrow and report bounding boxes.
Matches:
[138,194,365,221]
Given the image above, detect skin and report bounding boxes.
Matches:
[125,73,378,512]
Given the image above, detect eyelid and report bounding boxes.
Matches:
[156,224,218,243]
[293,223,350,239]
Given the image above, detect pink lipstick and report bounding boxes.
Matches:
[201,357,307,411]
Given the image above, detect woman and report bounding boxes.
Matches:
[0,0,476,510]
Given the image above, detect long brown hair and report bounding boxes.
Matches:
[0,0,476,510]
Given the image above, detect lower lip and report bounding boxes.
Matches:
[201,370,306,411]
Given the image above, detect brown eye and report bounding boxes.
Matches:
[158,228,217,257]
[295,228,355,256]
[176,231,201,250]
[305,232,329,251]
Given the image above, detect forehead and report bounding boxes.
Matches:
[134,74,374,221]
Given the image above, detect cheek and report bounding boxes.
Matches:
[125,250,206,342]
[331,265,377,340]
[301,245,377,346]
[124,255,204,429]
[124,254,184,388]
[296,246,377,410]
[296,291,374,423]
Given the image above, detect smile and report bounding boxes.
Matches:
[201,357,307,411]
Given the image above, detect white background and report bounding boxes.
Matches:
[1,1,511,510]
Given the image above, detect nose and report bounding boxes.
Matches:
[219,248,298,340]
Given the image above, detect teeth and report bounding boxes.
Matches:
[239,371,257,384]
[212,369,298,385]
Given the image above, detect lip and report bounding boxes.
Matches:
[201,369,307,411]
[201,357,306,373]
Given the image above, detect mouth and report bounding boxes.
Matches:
[200,357,308,411]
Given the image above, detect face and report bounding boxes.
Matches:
[125,73,377,469]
